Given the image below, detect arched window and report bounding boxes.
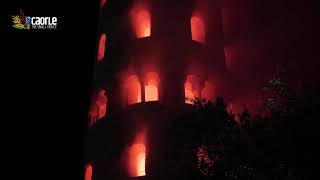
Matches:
[128,131,146,177]
[85,164,93,180]
[145,72,159,102]
[191,16,205,43]
[184,75,200,104]
[129,144,146,177]
[97,34,106,62]
[96,89,107,119]
[88,90,107,126]
[126,75,142,105]
[130,6,151,38]
[185,81,195,104]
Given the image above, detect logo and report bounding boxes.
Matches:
[12,9,57,30]
[12,9,30,29]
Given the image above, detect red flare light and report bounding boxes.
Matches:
[145,72,159,102]
[97,34,106,62]
[185,75,200,104]
[128,131,146,177]
[126,75,142,104]
[85,164,92,180]
[191,16,205,43]
[130,6,151,38]
[201,81,214,102]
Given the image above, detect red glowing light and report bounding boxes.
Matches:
[88,90,107,126]
[185,82,195,104]
[97,34,106,62]
[130,6,151,38]
[85,164,92,180]
[201,81,214,101]
[128,131,146,177]
[88,104,98,126]
[126,75,142,104]
[145,72,159,102]
[96,90,107,119]
[100,0,107,9]
[185,75,200,104]
[196,145,220,176]
[145,85,158,101]
[191,16,205,43]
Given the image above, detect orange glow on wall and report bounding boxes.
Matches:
[128,131,146,177]
[85,164,92,180]
[126,75,142,104]
[137,151,146,176]
[129,144,146,176]
[185,82,195,104]
[145,72,159,102]
[201,81,214,101]
[130,5,151,38]
[97,34,106,62]
[145,85,158,101]
[185,75,200,104]
[191,16,205,43]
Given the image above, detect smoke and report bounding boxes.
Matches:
[217,0,318,114]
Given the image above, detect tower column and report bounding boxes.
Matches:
[138,73,145,102]
[160,70,186,107]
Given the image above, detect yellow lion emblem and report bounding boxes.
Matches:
[12,15,26,29]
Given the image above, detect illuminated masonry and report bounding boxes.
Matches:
[85,0,227,179]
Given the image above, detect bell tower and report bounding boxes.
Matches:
[86,0,227,179]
